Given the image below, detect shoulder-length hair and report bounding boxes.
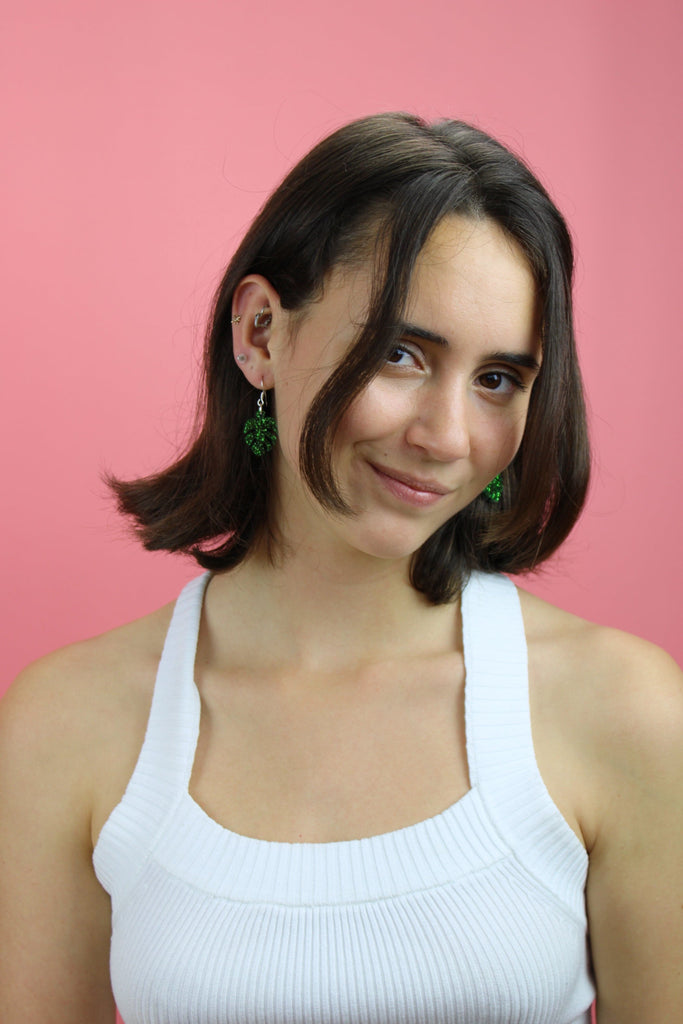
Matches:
[109,112,590,603]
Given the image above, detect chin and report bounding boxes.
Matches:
[343,523,433,563]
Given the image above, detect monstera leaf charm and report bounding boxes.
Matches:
[483,474,503,503]
[244,409,278,456]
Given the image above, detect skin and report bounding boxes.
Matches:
[1,215,682,1022]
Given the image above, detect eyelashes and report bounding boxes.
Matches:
[477,371,528,394]
[385,345,529,396]
[385,344,421,367]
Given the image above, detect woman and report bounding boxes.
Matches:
[1,113,681,1024]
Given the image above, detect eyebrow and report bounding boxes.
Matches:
[399,321,541,373]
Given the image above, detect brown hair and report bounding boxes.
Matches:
[108,112,590,603]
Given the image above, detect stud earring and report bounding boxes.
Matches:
[483,474,503,503]
[230,314,241,324]
[243,380,278,456]
[236,353,247,363]
[254,307,272,328]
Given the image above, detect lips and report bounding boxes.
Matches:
[368,463,451,496]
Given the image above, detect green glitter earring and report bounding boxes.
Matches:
[243,383,278,456]
[483,474,503,503]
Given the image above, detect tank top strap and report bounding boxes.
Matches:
[462,571,588,912]
[462,571,530,789]
[139,571,210,786]
[93,573,210,907]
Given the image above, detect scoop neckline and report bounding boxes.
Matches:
[183,572,476,850]
[182,777,478,850]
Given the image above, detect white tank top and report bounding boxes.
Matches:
[94,571,595,1023]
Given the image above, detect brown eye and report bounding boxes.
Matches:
[480,372,504,389]
[477,371,525,396]
[385,345,420,367]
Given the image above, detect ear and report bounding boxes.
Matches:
[230,275,283,389]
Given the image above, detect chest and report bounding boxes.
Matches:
[190,655,472,843]
[109,842,594,1024]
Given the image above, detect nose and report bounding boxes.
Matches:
[404,385,471,462]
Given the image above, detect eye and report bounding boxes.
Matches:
[386,344,422,368]
[477,370,526,395]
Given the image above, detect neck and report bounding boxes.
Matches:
[206,539,459,674]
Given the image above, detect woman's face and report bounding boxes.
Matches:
[270,214,541,563]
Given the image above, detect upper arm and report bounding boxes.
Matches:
[0,655,116,1024]
[585,638,683,1022]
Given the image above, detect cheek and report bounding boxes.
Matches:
[472,402,531,468]
[336,382,414,444]
[500,405,532,464]
[274,371,328,467]
[272,392,303,469]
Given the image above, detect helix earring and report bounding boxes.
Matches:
[483,474,503,503]
[243,380,278,456]
[254,307,272,328]
[231,309,272,327]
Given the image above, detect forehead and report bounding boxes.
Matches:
[403,215,540,355]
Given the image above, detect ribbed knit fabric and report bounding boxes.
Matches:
[93,572,595,1023]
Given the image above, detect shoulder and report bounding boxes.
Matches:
[0,608,176,1022]
[1,602,174,836]
[517,584,682,724]
[516,588,683,1017]
[3,601,173,730]
[517,584,683,840]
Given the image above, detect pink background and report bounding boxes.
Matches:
[1,2,681,1018]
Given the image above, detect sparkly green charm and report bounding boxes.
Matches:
[244,389,277,456]
[483,474,503,503]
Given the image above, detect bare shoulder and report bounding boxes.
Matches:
[3,600,173,733]
[517,585,683,735]
[0,606,176,1023]
[1,601,175,839]
[517,586,683,843]
[517,591,683,1018]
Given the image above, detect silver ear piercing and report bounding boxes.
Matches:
[232,308,272,327]
[254,307,272,328]
[236,353,247,363]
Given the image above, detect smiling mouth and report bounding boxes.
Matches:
[370,463,450,494]
[368,463,452,505]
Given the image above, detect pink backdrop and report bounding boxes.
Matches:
[2,2,681,1018]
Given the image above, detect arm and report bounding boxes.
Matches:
[0,655,116,1023]
[585,637,683,1022]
